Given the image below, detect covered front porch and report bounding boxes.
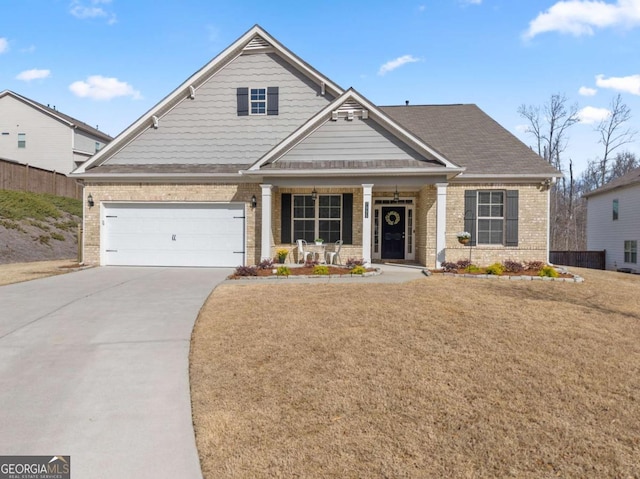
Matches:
[257,179,450,268]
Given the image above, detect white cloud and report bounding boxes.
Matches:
[515,124,530,133]
[378,55,421,76]
[16,69,51,81]
[460,0,482,4]
[0,37,8,54]
[595,73,640,95]
[578,105,611,123]
[579,86,598,96]
[69,75,141,101]
[70,0,117,24]
[524,0,640,39]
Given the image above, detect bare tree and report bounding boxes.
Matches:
[518,93,580,172]
[595,94,637,187]
[518,94,580,250]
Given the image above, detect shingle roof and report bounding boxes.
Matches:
[1,90,113,142]
[583,166,640,197]
[380,104,560,176]
[87,163,249,174]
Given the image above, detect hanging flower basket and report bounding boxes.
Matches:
[457,231,471,245]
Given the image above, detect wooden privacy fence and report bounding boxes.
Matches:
[550,250,606,270]
[0,158,82,200]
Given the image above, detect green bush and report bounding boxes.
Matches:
[313,265,329,275]
[539,265,559,278]
[467,264,481,273]
[485,263,504,275]
[276,266,290,276]
[350,265,366,275]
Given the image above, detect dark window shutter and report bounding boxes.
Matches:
[267,87,279,115]
[464,190,477,247]
[236,87,248,116]
[505,190,519,246]
[281,193,292,243]
[342,193,353,245]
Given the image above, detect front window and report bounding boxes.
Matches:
[624,240,637,263]
[613,199,619,220]
[18,133,26,148]
[477,191,504,244]
[250,88,266,115]
[293,194,342,243]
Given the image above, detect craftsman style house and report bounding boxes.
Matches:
[72,25,560,268]
[0,90,112,174]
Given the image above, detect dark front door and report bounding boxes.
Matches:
[381,207,405,259]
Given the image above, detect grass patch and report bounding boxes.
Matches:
[0,189,81,221]
[50,232,65,241]
[54,220,80,232]
[191,268,640,478]
[28,220,50,231]
[0,219,27,233]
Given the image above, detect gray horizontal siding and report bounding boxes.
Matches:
[109,53,333,165]
[279,117,432,163]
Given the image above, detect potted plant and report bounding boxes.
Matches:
[276,248,288,264]
[456,231,471,245]
[314,238,324,245]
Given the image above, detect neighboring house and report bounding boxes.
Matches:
[585,167,640,272]
[71,25,560,268]
[0,90,112,174]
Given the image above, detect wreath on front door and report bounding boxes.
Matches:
[385,210,401,226]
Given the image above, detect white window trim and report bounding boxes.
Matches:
[17,133,26,148]
[249,87,267,116]
[477,190,505,246]
[624,240,637,264]
[292,194,342,242]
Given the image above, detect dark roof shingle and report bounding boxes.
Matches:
[584,166,640,197]
[381,104,560,176]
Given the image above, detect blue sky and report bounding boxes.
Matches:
[2,0,640,175]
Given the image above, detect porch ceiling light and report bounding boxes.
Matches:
[393,185,400,203]
[311,187,317,202]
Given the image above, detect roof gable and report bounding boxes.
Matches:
[247,89,462,176]
[72,25,343,176]
[0,90,112,142]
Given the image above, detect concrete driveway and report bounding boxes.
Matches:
[0,266,230,478]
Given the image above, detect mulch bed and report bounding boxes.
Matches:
[431,268,574,278]
[229,265,374,280]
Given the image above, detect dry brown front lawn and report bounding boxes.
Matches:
[190,268,640,478]
[0,259,82,286]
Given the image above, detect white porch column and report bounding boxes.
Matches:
[260,184,273,261]
[435,183,448,268]
[362,184,373,266]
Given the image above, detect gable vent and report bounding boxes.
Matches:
[331,99,369,121]
[244,35,272,51]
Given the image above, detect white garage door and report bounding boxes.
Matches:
[102,203,245,267]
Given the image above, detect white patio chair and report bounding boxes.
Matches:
[296,239,313,264]
[325,239,343,265]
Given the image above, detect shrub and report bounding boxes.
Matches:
[257,258,274,269]
[441,261,459,272]
[234,265,258,276]
[525,260,545,272]
[467,264,481,273]
[50,232,65,241]
[456,259,471,269]
[486,263,504,275]
[276,266,290,276]
[539,265,559,278]
[313,264,329,275]
[345,257,365,268]
[502,259,524,273]
[350,265,366,275]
